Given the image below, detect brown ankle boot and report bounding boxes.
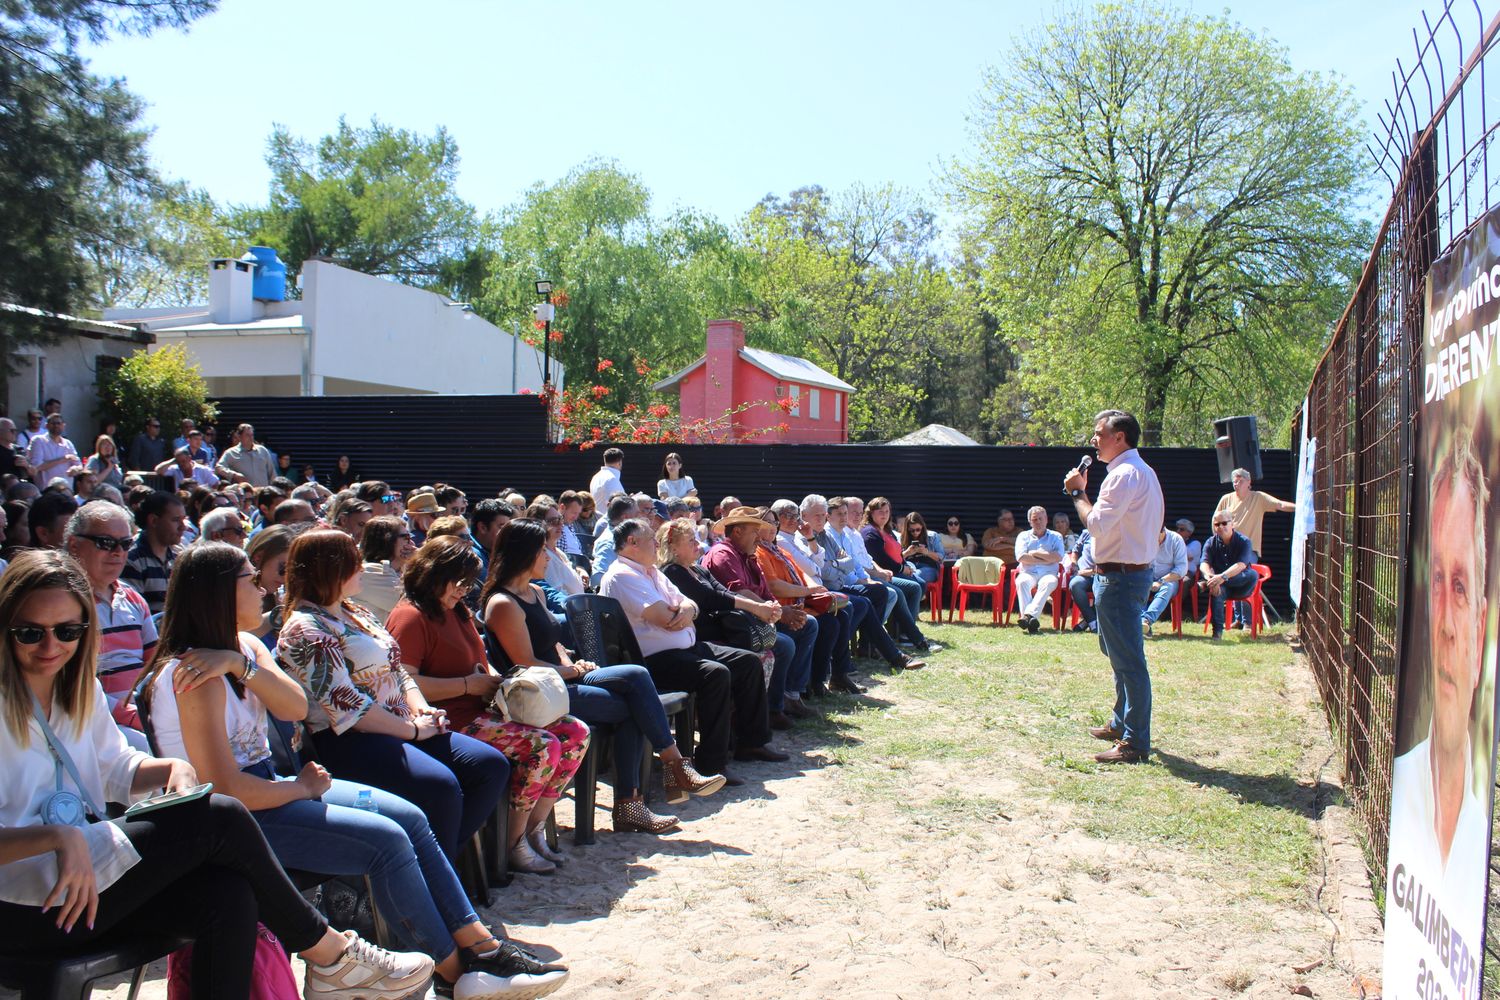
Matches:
[612,795,679,834]
[664,758,727,804]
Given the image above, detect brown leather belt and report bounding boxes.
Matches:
[1096,562,1149,574]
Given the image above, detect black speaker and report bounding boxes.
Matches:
[1213,415,1261,483]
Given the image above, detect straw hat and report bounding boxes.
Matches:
[716,506,767,532]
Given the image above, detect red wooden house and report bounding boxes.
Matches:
[652,320,854,443]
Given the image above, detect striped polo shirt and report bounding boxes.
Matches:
[95,581,158,728]
[122,538,178,616]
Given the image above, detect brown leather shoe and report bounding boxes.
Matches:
[782,698,816,719]
[734,745,791,763]
[664,758,727,804]
[612,795,679,833]
[768,711,793,731]
[1093,740,1148,764]
[1088,724,1122,742]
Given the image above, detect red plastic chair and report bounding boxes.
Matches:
[950,557,1007,623]
[1201,564,1272,637]
[1169,581,1184,635]
[926,568,944,623]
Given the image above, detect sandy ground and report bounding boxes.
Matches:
[74,655,1357,1000]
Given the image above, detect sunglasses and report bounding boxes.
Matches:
[381,494,399,503]
[77,534,133,552]
[1214,522,1233,528]
[947,520,960,525]
[11,623,89,644]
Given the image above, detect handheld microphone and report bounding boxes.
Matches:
[1078,455,1093,474]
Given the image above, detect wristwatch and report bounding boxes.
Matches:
[1069,489,1084,499]
[241,654,259,683]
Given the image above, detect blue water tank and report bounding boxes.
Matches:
[246,246,288,301]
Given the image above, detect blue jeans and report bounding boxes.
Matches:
[772,617,817,709]
[1232,551,1259,625]
[888,573,924,624]
[252,770,475,961]
[309,729,510,867]
[1142,579,1178,625]
[811,602,860,686]
[1069,573,1096,625]
[1093,568,1153,753]
[909,562,940,587]
[1210,568,1259,629]
[842,583,905,666]
[569,664,673,798]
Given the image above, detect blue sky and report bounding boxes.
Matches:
[84,0,1439,227]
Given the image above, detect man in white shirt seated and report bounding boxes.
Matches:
[154,447,221,489]
[601,518,787,775]
[1141,526,1188,635]
[1013,506,1065,634]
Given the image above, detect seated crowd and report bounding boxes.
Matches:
[0,423,1278,999]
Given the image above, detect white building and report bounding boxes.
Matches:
[3,303,154,428]
[104,254,559,397]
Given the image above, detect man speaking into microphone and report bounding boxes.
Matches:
[1063,410,1164,764]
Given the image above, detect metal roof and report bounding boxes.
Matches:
[148,315,308,335]
[651,348,854,394]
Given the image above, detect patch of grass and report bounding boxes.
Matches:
[814,622,1323,905]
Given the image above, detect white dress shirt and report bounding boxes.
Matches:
[601,556,695,657]
[1086,449,1164,566]
[589,466,625,511]
[0,683,150,905]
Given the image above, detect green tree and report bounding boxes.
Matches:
[480,160,747,411]
[98,345,217,436]
[739,184,975,441]
[949,1,1367,445]
[230,117,477,284]
[0,0,216,384]
[81,183,235,308]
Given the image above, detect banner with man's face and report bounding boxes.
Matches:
[1382,207,1500,1000]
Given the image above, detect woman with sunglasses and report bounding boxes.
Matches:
[142,543,569,1000]
[0,550,435,1000]
[860,498,935,652]
[938,516,977,559]
[246,524,303,649]
[527,501,586,597]
[388,536,589,876]
[357,515,419,621]
[899,512,944,588]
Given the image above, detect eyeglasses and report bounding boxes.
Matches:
[147,422,160,428]
[544,516,562,525]
[380,494,399,503]
[1213,521,1233,528]
[947,520,960,525]
[77,534,133,552]
[10,623,89,644]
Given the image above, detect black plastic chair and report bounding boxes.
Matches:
[0,932,192,1000]
[562,594,695,845]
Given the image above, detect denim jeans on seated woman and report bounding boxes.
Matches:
[308,729,510,867]
[908,561,940,587]
[248,766,478,961]
[567,664,676,798]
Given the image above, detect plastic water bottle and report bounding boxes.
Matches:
[353,788,378,814]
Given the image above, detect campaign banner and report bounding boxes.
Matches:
[1383,206,1500,1000]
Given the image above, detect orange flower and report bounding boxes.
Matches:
[597,359,614,372]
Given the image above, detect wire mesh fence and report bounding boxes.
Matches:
[1298,0,1500,973]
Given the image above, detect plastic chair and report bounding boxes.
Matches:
[1201,564,1272,637]
[925,568,943,623]
[559,594,695,845]
[0,932,192,1000]
[949,556,1007,623]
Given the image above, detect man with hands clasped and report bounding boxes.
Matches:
[1199,515,1259,640]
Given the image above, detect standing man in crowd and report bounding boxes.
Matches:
[0,417,28,480]
[215,423,277,486]
[26,413,79,486]
[1214,468,1293,628]
[1014,505,1065,634]
[1064,409,1163,764]
[590,447,626,510]
[125,416,168,472]
[15,409,45,450]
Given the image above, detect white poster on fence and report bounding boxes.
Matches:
[1289,396,1315,608]
[1382,206,1500,1000]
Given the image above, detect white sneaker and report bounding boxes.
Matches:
[305,930,434,1000]
[439,942,569,1000]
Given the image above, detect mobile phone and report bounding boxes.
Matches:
[123,782,214,818]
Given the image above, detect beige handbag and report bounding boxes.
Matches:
[492,666,570,728]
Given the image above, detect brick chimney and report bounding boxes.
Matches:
[704,319,743,427]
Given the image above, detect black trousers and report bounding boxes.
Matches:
[645,640,771,772]
[0,794,328,1000]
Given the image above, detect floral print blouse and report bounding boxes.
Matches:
[277,601,418,734]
